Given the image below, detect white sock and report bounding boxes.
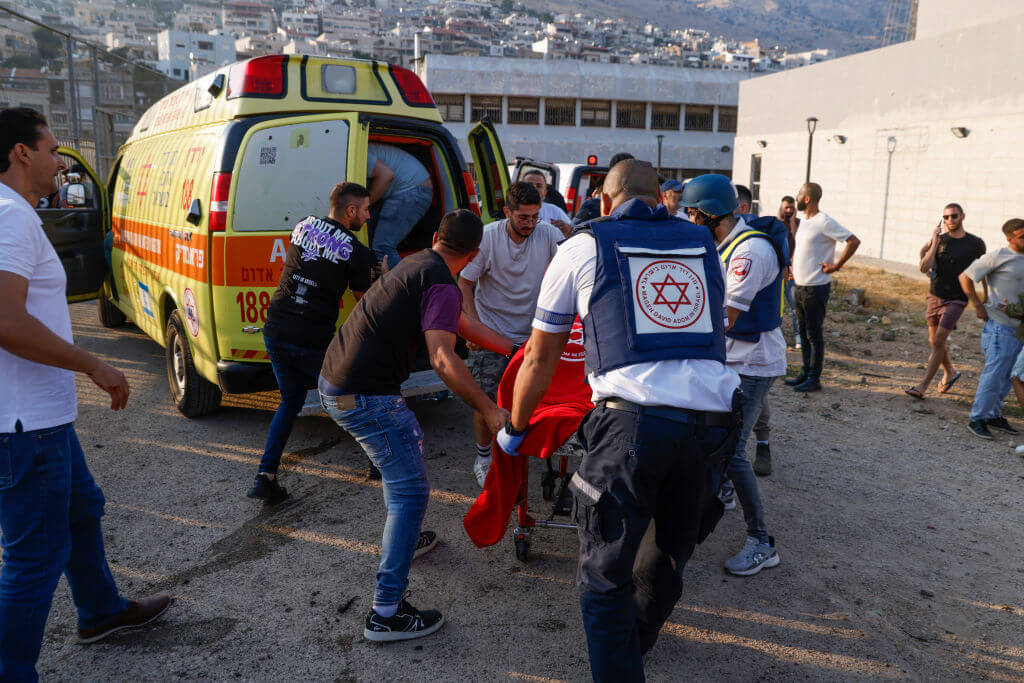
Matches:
[476,443,491,459]
[373,603,398,618]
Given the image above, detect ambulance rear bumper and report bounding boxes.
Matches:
[216,360,277,394]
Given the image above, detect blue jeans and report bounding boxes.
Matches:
[721,375,772,543]
[372,184,433,268]
[0,423,127,682]
[258,336,327,475]
[970,320,1023,422]
[784,280,798,339]
[320,393,428,607]
[573,404,734,682]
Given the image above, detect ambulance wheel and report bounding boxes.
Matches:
[97,296,126,328]
[514,537,530,562]
[166,310,221,417]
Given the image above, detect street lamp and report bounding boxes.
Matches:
[805,116,818,182]
[656,134,664,175]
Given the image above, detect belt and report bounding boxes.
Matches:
[598,398,733,427]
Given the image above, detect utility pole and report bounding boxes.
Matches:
[805,117,818,183]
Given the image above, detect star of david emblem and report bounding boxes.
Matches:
[650,275,691,313]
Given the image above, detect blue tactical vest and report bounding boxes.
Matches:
[579,198,726,376]
[719,227,785,343]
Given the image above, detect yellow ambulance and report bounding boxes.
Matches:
[43,55,512,416]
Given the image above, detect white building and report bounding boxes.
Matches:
[280,9,321,37]
[731,0,1024,266]
[157,30,236,81]
[417,54,750,178]
[222,2,275,39]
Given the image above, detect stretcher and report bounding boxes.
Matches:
[511,437,582,562]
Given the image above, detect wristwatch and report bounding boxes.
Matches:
[504,418,527,437]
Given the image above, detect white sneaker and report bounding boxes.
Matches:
[473,454,492,489]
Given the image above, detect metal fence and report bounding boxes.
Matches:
[1,6,182,179]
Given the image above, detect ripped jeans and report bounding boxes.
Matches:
[320,394,428,607]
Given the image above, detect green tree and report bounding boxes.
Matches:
[500,0,513,11]
[33,26,63,60]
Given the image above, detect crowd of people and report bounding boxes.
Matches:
[2,104,1022,681]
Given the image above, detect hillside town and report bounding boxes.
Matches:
[1,0,834,82]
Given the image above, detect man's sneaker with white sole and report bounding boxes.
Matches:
[724,536,780,576]
[364,599,445,642]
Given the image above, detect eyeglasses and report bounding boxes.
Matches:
[511,213,539,224]
[943,214,961,220]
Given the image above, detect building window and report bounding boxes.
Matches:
[581,99,610,128]
[718,106,738,133]
[508,97,539,125]
[616,101,645,129]
[470,95,502,123]
[684,105,714,132]
[749,154,762,214]
[434,94,465,122]
[545,98,575,126]
[197,40,214,50]
[651,103,679,131]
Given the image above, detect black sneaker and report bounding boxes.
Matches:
[364,599,445,642]
[413,531,438,559]
[753,443,772,476]
[967,420,994,440]
[793,379,822,393]
[784,373,808,387]
[986,417,1019,434]
[246,474,288,504]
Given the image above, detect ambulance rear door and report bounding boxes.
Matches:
[467,119,509,224]
[37,147,109,301]
[213,113,367,367]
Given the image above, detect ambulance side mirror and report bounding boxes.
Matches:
[186,198,202,226]
[208,73,225,97]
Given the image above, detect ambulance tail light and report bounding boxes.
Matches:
[463,171,481,216]
[228,56,286,98]
[208,173,231,231]
[389,65,434,106]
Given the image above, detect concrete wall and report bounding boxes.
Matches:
[731,13,1024,266]
[419,54,747,171]
[916,0,1022,39]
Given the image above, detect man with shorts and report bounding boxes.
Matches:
[458,182,562,487]
[906,203,985,399]
[318,210,510,641]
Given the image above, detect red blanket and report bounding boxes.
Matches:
[463,320,593,548]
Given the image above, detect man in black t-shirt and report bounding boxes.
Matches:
[907,202,986,398]
[246,182,375,503]
[319,210,511,642]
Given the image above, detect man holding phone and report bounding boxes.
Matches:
[906,203,985,399]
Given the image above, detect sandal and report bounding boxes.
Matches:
[904,387,924,400]
[938,371,962,394]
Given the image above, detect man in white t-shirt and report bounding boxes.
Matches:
[0,108,171,680]
[458,182,561,487]
[499,161,740,680]
[682,173,782,577]
[521,170,573,237]
[785,182,860,392]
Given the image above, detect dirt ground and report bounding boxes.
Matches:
[32,263,1024,681]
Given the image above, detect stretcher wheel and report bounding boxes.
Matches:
[514,536,530,562]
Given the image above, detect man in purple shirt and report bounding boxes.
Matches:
[319,209,511,642]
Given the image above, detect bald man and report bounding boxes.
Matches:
[786,182,860,392]
[502,160,741,681]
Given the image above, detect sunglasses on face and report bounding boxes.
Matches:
[943,214,961,220]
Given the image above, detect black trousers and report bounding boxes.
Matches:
[794,283,832,381]
[572,403,736,682]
